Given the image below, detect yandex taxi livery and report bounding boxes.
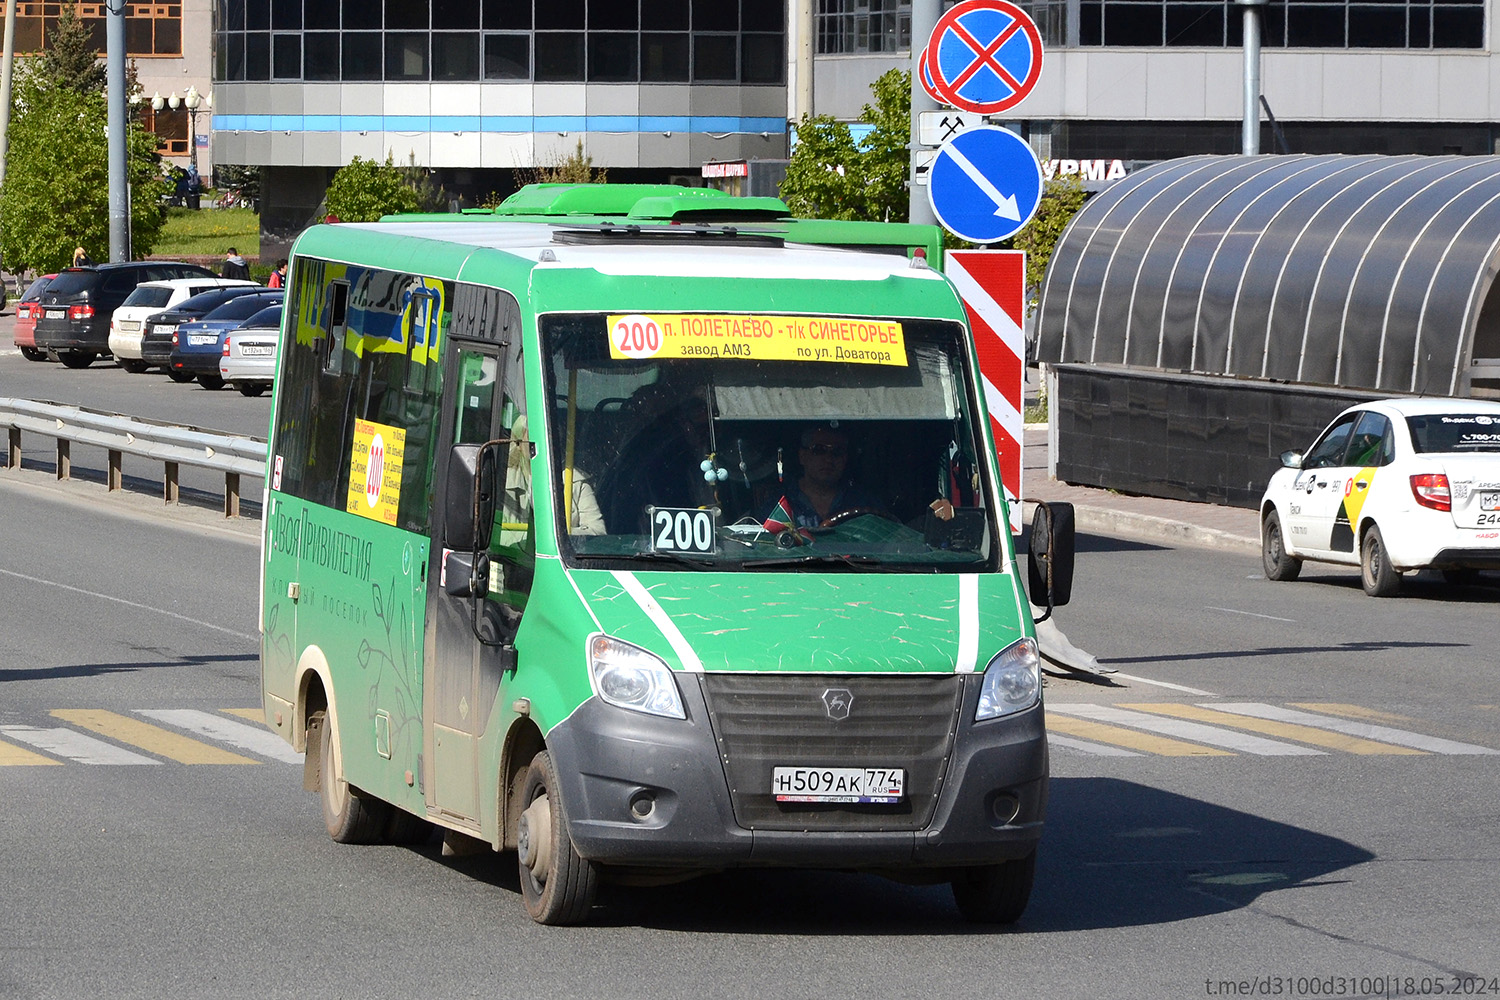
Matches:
[258,187,1069,926]
[1261,397,1500,596]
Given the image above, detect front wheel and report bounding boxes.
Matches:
[59,350,96,369]
[951,850,1037,924]
[516,750,598,925]
[313,709,390,844]
[1360,525,1401,597]
[1261,510,1302,581]
[20,346,48,362]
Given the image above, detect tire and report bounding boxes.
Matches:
[166,369,196,383]
[1261,509,1302,582]
[951,850,1037,924]
[313,709,391,844]
[116,358,149,374]
[59,350,96,369]
[236,383,267,397]
[20,346,48,362]
[1360,525,1401,597]
[196,373,225,390]
[516,750,598,925]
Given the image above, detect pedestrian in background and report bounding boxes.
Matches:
[221,247,250,280]
[266,259,287,288]
[72,247,94,267]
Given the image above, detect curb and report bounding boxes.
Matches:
[1073,505,1260,555]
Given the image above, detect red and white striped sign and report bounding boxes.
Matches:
[946,249,1025,533]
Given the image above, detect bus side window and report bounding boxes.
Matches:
[321,280,349,373]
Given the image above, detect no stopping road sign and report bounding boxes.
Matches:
[927,0,1044,115]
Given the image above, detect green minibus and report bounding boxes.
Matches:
[258,207,1071,925]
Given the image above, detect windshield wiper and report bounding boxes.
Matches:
[573,550,716,570]
[740,553,885,571]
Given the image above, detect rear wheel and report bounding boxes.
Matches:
[115,358,149,374]
[1261,510,1302,582]
[951,850,1037,924]
[236,382,267,397]
[313,709,391,844]
[59,350,96,369]
[166,369,196,383]
[1360,525,1401,597]
[516,750,598,925]
[196,373,225,390]
[20,346,48,362]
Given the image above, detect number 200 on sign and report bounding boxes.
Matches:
[612,314,662,358]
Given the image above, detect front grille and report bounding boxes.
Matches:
[699,673,963,832]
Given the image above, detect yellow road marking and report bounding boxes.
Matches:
[220,708,263,722]
[1291,702,1413,724]
[1046,714,1232,756]
[50,710,258,765]
[1120,703,1426,755]
[0,737,63,766]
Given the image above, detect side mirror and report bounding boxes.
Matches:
[1027,500,1075,619]
[444,440,505,552]
[1280,450,1304,470]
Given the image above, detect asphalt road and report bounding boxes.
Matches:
[2,467,1497,1000]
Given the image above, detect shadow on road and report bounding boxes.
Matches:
[1098,638,1466,666]
[0,652,259,683]
[425,777,1372,935]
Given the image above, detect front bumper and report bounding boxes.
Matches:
[544,674,1047,872]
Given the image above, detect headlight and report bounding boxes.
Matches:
[588,635,686,720]
[976,637,1041,721]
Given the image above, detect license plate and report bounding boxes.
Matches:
[119,321,140,333]
[47,309,65,319]
[1481,491,1500,512]
[772,766,905,804]
[188,334,217,346]
[155,325,175,336]
[240,345,273,356]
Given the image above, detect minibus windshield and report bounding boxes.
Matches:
[542,313,997,571]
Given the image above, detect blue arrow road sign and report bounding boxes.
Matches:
[927,125,1043,245]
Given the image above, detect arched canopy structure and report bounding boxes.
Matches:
[1035,154,1500,397]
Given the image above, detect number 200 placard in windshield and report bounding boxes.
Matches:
[608,313,908,367]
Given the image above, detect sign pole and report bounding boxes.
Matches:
[909,0,942,225]
[1240,0,1267,156]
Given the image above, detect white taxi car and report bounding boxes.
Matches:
[1261,397,1500,596]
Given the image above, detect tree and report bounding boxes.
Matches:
[324,153,421,222]
[0,77,169,273]
[37,7,107,94]
[514,139,608,187]
[779,68,911,223]
[1007,174,1087,313]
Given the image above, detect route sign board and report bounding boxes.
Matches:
[927,125,1043,244]
[926,0,1044,115]
[919,111,984,146]
[946,249,1026,534]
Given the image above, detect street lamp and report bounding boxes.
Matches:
[152,88,204,207]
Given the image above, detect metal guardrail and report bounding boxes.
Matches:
[0,397,268,517]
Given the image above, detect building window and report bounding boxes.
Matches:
[1036,0,1482,48]
[816,0,911,54]
[0,2,183,57]
[211,0,783,83]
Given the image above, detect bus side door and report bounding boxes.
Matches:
[423,285,526,826]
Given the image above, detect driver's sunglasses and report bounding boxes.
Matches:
[803,444,847,457]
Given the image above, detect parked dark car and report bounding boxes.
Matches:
[31,261,218,368]
[168,291,284,389]
[140,285,276,377]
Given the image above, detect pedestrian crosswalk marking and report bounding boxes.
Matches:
[1045,732,1144,757]
[135,709,303,763]
[1045,713,1231,756]
[1049,704,1326,756]
[1210,704,1499,756]
[0,726,163,765]
[220,708,264,723]
[1118,703,1426,755]
[50,710,258,765]
[0,736,63,766]
[1289,702,1412,724]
